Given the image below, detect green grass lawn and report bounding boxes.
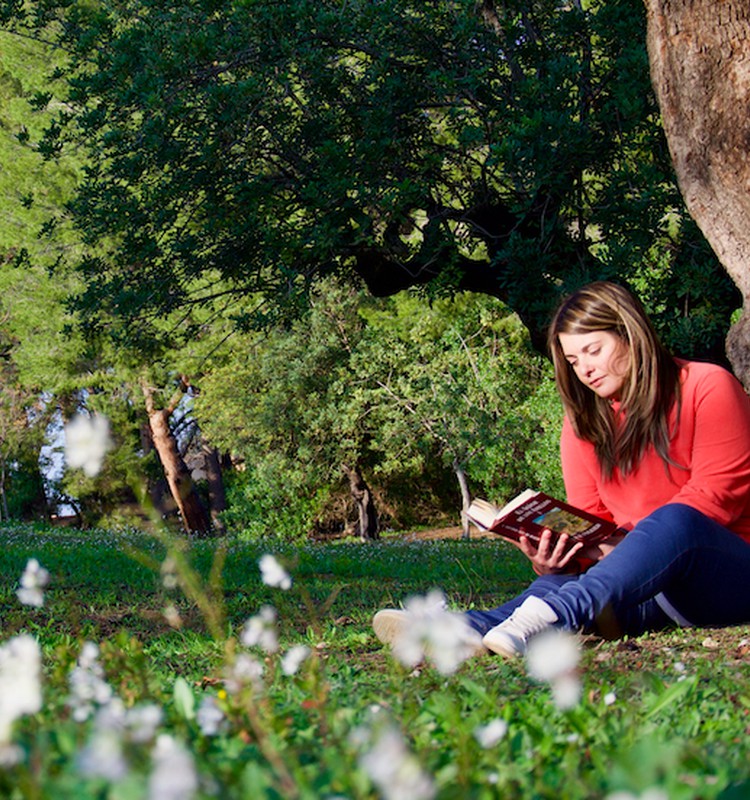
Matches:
[1,522,749,799]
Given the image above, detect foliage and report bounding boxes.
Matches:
[197,280,561,535]
[0,0,738,358]
[0,522,749,798]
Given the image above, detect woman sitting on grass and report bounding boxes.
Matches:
[373,281,750,658]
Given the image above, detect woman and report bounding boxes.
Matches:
[373,281,750,658]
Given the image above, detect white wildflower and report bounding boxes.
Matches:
[240,605,279,653]
[17,558,50,608]
[196,696,224,737]
[391,590,482,675]
[0,635,42,747]
[78,727,127,782]
[67,641,113,722]
[474,718,508,748]
[604,691,617,706]
[148,734,198,800]
[163,604,182,629]
[259,554,292,590]
[126,703,163,744]
[607,790,669,800]
[160,557,180,590]
[64,413,113,477]
[526,629,581,682]
[281,645,310,676]
[550,673,582,711]
[224,652,264,695]
[526,629,582,711]
[359,723,436,800]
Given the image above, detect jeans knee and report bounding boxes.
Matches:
[638,503,708,541]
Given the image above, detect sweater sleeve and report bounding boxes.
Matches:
[665,365,750,527]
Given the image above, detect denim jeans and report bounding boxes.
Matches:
[465,503,750,637]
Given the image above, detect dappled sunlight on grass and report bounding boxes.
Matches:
[0,521,748,797]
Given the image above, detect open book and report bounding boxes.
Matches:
[467,489,618,546]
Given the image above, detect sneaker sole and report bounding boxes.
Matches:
[482,629,523,658]
[372,609,409,645]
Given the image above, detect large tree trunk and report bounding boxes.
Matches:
[142,382,211,535]
[645,0,750,387]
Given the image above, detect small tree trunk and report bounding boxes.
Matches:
[202,444,227,535]
[142,383,211,535]
[342,463,379,541]
[454,460,472,540]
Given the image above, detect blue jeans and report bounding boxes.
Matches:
[465,504,750,637]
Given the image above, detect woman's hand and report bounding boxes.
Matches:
[577,530,627,563]
[516,529,585,575]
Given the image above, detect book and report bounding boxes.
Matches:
[466,489,618,546]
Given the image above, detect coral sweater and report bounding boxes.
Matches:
[561,359,750,544]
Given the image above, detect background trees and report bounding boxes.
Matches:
[1,0,737,356]
[0,0,744,534]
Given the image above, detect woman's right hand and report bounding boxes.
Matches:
[515,528,585,575]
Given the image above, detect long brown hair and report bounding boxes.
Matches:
[548,282,681,478]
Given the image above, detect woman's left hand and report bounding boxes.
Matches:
[515,528,585,575]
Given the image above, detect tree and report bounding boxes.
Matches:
[1,0,736,360]
[644,0,750,386]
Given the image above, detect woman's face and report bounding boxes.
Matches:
[558,330,630,401]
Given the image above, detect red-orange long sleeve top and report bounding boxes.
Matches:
[561,359,750,545]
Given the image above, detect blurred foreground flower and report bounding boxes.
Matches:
[525,629,582,711]
[149,734,198,800]
[17,558,50,608]
[64,413,113,477]
[474,718,509,748]
[0,635,42,762]
[357,722,435,800]
[196,696,225,737]
[258,554,292,590]
[281,645,310,676]
[68,641,113,722]
[240,605,279,653]
[391,590,483,675]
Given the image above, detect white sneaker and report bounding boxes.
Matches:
[482,596,559,657]
[372,609,409,645]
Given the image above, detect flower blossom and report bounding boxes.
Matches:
[148,734,198,800]
[64,413,113,477]
[390,590,483,675]
[358,722,435,800]
[223,652,264,695]
[0,635,42,759]
[67,641,113,722]
[281,645,310,676]
[240,605,279,653]
[474,718,509,748]
[258,554,292,590]
[525,629,582,711]
[17,558,50,608]
[196,696,224,737]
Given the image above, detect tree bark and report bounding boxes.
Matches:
[342,463,379,541]
[142,381,211,535]
[454,460,472,540]
[202,443,227,534]
[645,0,750,386]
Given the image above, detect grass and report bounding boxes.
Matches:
[1,521,750,798]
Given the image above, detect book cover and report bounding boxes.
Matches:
[467,490,618,545]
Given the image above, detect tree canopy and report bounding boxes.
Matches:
[1,0,738,358]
